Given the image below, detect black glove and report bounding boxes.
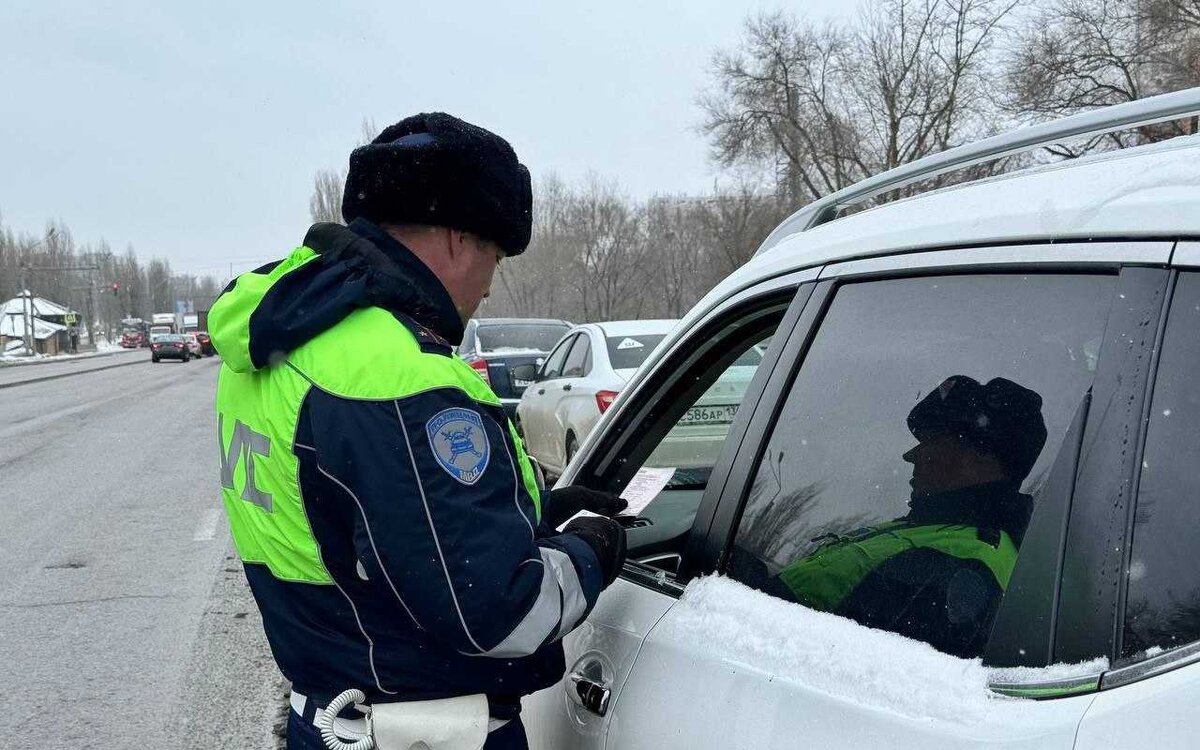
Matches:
[563,516,627,587]
[542,485,628,528]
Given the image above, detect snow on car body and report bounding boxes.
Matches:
[523,89,1200,749]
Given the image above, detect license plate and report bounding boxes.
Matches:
[679,404,739,425]
[513,378,533,387]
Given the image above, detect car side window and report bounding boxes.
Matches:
[1122,272,1200,658]
[540,335,575,380]
[562,333,591,378]
[584,293,792,574]
[726,273,1117,660]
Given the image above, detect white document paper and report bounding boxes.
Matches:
[555,466,676,530]
[618,466,677,516]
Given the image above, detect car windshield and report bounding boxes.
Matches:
[476,323,568,353]
[605,334,668,370]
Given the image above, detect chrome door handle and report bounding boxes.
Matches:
[567,658,611,716]
[567,671,611,716]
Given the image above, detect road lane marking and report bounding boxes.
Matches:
[193,509,223,541]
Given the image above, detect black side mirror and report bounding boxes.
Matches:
[511,363,540,382]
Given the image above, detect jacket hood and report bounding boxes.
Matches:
[209,220,463,373]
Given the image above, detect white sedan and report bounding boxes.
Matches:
[515,320,677,478]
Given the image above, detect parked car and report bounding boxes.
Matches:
[195,331,215,357]
[150,334,191,363]
[515,320,677,478]
[457,317,571,418]
[119,330,144,348]
[523,91,1200,749]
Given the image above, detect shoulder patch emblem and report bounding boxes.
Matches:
[426,407,491,485]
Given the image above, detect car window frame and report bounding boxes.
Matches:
[562,270,820,596]
[1094,253,1200,691]
[561,329,592,379]
[1110,267,1200,674]
[691,242,1171,683]
[539,333,577,380]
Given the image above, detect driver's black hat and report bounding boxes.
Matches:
[907,375,1048,481]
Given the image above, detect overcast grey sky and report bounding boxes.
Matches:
[1,1,849,278]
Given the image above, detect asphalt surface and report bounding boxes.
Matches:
[0,354,286,748]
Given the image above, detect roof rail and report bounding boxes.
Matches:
[755,86,1200,257]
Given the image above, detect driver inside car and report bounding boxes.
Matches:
[768,375,1048,658]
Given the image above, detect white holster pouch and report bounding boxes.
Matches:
[317,689,488,750]
[372,694,488,750]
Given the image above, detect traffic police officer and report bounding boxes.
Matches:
[773,375,1047,658]
[211,113,627,749]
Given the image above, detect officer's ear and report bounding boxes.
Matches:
[445,228,466,261]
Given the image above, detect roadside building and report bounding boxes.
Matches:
[0,292,76,355]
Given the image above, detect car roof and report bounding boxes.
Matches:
[590,319,679,337]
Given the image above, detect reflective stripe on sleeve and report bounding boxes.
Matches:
[482,547,588,657]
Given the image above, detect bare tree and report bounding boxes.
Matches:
[696,183,787,279]
[491,175,577,318]
[0,211,220,347]
[701,1,1016,207]
[1006,0,1200,156]
[643,197,709,318]
[563,177,651,322]
[308,118,383,226]
[309,169,345,224]
[700,13,856,206]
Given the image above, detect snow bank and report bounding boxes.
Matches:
[663,576,1106,725]
[0,346,131,366]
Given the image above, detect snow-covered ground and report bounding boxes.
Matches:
[0,340,125,366]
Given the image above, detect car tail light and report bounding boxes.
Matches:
[595,390,619,413]
[469,358,491,385]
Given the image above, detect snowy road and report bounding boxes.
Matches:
[0,356,285,748]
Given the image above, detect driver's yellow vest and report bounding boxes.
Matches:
[777,521,1018,613]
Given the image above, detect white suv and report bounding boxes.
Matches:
[522,89,1200,749]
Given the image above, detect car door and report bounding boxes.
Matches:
[531,242,1174,750]
[523,270,816,749]
[552,329,594,470]
[1075,258,1200,749]
[521,334,576,467]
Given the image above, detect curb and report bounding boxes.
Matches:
[0,356,149,390]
